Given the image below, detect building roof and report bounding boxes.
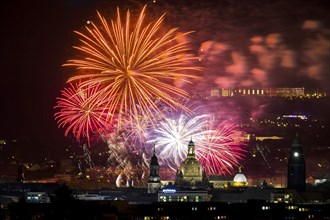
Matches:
[233,173,247,183]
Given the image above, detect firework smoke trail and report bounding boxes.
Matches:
[54,83,111,146]
[105,128,149,186]
[104,130,132,186]
[253,142,271,168]
[64,6,201,127]
[148,114,245,175]
[82,144,94,169]
[123,114,152,151]
[122,99,172,150]
[104,129,127,167]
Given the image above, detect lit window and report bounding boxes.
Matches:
[261,206,270,210]
[210,207,216,211]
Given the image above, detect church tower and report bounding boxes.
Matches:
[287,135,306,192]
[147,148,161,193]
[176,140,205,188]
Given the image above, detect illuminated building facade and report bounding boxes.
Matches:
[25,192,49,203]
[275,88,305,97]
[206,87,311,98]
[158,188,211,202]
[191,87,327,99]
[158,140,211,202]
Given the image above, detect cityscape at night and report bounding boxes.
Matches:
[0,0,329,219]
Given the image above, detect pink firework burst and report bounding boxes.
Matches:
[54,83,112,146]
[197,119,246,175]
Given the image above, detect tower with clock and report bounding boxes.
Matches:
[147,148,161,193]
[287,135,306,192]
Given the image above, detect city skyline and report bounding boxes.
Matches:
[0,0,329,166]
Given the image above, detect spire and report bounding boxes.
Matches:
[148,145,161,193]
[150,146,159,166]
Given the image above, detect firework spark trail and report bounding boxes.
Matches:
[150,114,209,168]
[198,119,246,175]
[105,129,127,167]
[254,143,271,168]
[82,144,94,169]
[105,129,149,187]
[64,6,201,127]
[123,99,188,151]
[54,83,111,146]
[147,113,206,169]
[123,114,152,151]
[148,113,245,175]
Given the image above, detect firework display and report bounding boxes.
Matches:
[63,6,200,126]
[198,119,246,175]
[54,5,246,178]
[148,113,245,175]
[54,83,111,146]
[148,114,209,168]
[105,129,149,187]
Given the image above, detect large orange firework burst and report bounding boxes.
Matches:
[64,6,201,126]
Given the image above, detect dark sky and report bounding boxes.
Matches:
[0,0,101,157]
[0,0,329,160]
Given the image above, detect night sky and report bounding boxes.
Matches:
[0,0,329,160]
[0,0,101,157]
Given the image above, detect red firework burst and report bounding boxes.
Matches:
[54,83,112,146]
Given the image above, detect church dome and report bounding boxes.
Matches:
[176,140,205,187]
[232,168,248,187]
[233,173,247,183]
[180,157,202,177]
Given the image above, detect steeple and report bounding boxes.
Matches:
[150,147,159,167]
[147,147,161,193]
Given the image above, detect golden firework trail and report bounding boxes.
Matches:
[64,5,201,126]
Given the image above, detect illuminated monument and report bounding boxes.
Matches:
[287,136,306,192]
[175,140,209,189]
[232,167,248,187]
[158,140,211,202]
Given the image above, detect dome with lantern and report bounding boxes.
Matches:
[232,167,248,187]
[175,140,210,189]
